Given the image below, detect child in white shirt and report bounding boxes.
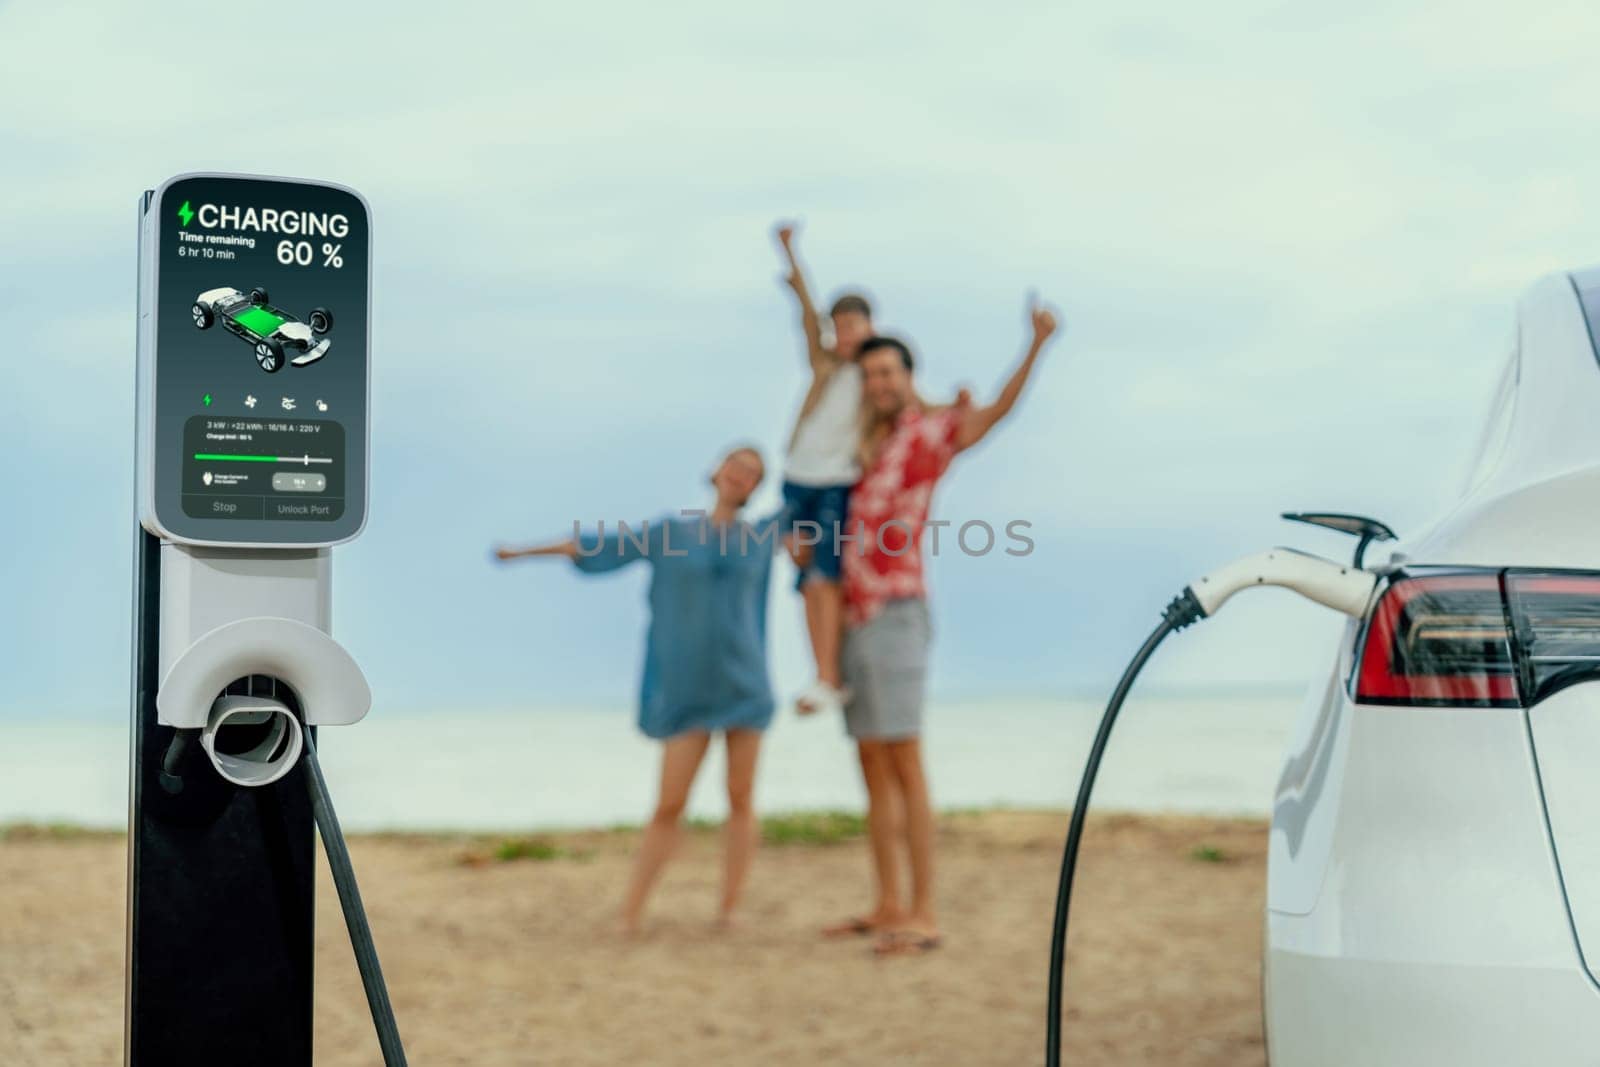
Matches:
[775,222,874,718]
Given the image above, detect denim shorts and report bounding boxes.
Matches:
[781,479,852,590]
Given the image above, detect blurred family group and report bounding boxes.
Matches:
[494,223,1059,954]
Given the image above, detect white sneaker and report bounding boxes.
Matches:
[796,680,847,717]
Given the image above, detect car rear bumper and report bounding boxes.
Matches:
[1266,932,1600,1064]
[1267,700,1595,1062]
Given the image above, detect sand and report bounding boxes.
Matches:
[0,812,1268,1066]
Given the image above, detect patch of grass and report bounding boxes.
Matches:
[468,807,1038,860]
[457,836,595,866]
[944,804,1011,818]
[497,838,565,862]
[1190,844,1227,864]
[760,811,867,846]
[635,810,875,845]
[0,822,121,842]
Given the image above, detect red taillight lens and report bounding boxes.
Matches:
[1505,574,1600,705]
[1356,574,1518,707]
[1356,571,1600,708]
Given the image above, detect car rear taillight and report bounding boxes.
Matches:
[1356,571,1600,708]
[1356,574,1518,707]
[1505,574,1600,705]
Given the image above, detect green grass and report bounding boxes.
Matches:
[0,822,122,842]
[596,810,871,846]
[759,810,867,846]
[488,836,597,863]
[1190,844,1227,863]
[943,804,1010,818]
[612,810,870,846]
[496,838,565,862]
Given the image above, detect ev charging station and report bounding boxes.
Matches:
[127,173,399,1065]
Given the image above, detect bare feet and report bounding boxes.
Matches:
[822,911,901,939]
[872,921,942,957]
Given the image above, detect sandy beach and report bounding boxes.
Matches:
[0,811,1268,1066]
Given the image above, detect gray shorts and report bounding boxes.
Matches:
[842,598,932,740]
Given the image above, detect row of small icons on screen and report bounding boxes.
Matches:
[202,393,328,413]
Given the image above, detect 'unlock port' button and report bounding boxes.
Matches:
[268,498,343,521]
[272,472,327,493]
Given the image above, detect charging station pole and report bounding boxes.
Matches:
[127,174,373,1067]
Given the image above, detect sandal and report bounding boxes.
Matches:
[821,915,883,938]
[872,929,943,956]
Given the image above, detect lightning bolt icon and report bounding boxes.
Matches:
[177,200,194,227]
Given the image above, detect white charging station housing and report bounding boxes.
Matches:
[135,172,372,550]
[128,172,378,1067]
[156,546,371,729]
[133,172,374,734]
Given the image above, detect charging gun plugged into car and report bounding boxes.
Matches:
[1048,266,1600,1064]
[1044,512,1393,1067]
[129,172,405,1066]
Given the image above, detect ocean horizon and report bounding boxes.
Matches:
[0,691,1304,832]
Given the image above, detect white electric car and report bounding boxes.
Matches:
[1265,267,1600,1063]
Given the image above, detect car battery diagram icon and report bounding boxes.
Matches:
[192,286,333,373]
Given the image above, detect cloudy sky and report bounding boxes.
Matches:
[4,0,1600,720]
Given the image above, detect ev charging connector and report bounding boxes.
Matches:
[1189,546,1378,619]
[201,695,304,788]
[1045,542,1379,1067]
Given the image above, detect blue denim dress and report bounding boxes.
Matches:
[573,516,776,739]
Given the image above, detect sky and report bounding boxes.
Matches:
[5,0,1600,720]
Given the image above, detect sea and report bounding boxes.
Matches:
[0,692,1303,832]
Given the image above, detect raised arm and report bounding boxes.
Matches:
[494,540,578,562]
[954,296,1060,453]
[774,221,833,371]
[496,522,657,573]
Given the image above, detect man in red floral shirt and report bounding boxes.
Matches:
[824,299,1059,955]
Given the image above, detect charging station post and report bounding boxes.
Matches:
[127,173,373,1067]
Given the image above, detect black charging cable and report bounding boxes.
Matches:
[1046,589,1206,1067]
[302,730,410,1067]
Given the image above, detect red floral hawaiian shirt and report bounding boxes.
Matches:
[842,406,962,627]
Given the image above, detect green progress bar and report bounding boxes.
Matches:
[193,453,333,465]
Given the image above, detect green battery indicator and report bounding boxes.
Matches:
[194,452,334,464]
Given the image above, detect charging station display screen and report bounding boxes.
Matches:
[144,175,370,545]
